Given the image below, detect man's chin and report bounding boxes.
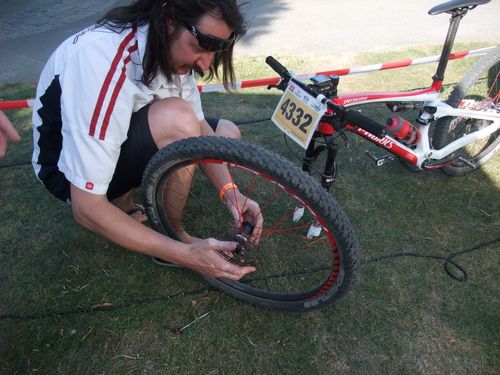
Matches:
[175,67,191,75]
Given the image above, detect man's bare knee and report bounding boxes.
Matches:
[149,98,201,149]
[215,119,240,139]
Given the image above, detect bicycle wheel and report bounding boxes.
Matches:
[142,136,360,312]
[434,46,500,176]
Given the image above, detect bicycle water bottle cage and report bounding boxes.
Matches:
[386,101,422,112]
[428,0,490,15]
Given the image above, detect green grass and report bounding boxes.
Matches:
[1,43,499,374]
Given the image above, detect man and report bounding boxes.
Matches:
[0,110,20,159]
[32,0,262,280]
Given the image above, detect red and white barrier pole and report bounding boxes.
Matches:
[197,46,494,93]
[0,99,35,110]
[0,46,495,110]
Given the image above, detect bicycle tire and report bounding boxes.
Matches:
[142,136,361,312]
[434,46,500,176]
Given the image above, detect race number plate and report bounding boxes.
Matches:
[271,81,327,149]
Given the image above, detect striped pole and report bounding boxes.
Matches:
[197,46,494,93]
[0,99,35,110]
[0,46,495,110]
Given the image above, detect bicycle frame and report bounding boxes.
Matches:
[264,1,499,191]
[303,2,499,173]
[333,85,500,169]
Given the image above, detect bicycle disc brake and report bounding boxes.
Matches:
[217,221,257,266]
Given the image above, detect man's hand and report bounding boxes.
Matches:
[224,190,263,243]
[0,111,21,159]
[185,238,256,280]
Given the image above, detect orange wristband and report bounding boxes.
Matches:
[219,182,238,200]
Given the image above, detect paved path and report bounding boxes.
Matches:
[0,0,120,84]
[0,0,498,85]
[237,0,499,57]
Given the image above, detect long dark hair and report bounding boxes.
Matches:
[98,0,247,89]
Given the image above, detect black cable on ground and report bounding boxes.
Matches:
[0,237,498,321]
[0,160,31,168]
[234,117,271,126]
[364,236,500,282]
[0,286,213,321]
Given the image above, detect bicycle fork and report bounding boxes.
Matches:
[302,133,339,192]
[293,132,339,238]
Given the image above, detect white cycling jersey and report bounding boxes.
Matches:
[32,23,204,196]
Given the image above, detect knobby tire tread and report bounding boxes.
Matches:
[142,136,361,311]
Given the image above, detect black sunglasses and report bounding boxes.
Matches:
[182,21,236,52]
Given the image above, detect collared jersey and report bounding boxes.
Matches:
[32,23,204,196]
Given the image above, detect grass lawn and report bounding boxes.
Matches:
[1,43,499,374]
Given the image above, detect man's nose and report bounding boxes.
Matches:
[196,51,215,72]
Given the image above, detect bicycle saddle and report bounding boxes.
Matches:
[429,0,490,15]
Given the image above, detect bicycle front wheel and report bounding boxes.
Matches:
[434,46,500,176]
[142,137,360,312]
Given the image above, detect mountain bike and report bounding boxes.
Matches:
[142,0,498,312]
[265,0,498,187]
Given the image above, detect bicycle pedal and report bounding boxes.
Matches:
[457,156,476,169]
[365,151,397,167]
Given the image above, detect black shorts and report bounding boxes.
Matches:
[41,103,220,202]
[106,106,220,200]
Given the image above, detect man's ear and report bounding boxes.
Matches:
[166,14,177,35]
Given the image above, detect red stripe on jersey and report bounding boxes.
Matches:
[99,43,138,140]
[89,28,136,137]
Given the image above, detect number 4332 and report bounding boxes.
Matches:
[280,98,313,134]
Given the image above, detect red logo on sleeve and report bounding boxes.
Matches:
[85,182,95,190]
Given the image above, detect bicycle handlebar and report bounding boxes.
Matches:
[265,56,291,80]
[266,56,387,139]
